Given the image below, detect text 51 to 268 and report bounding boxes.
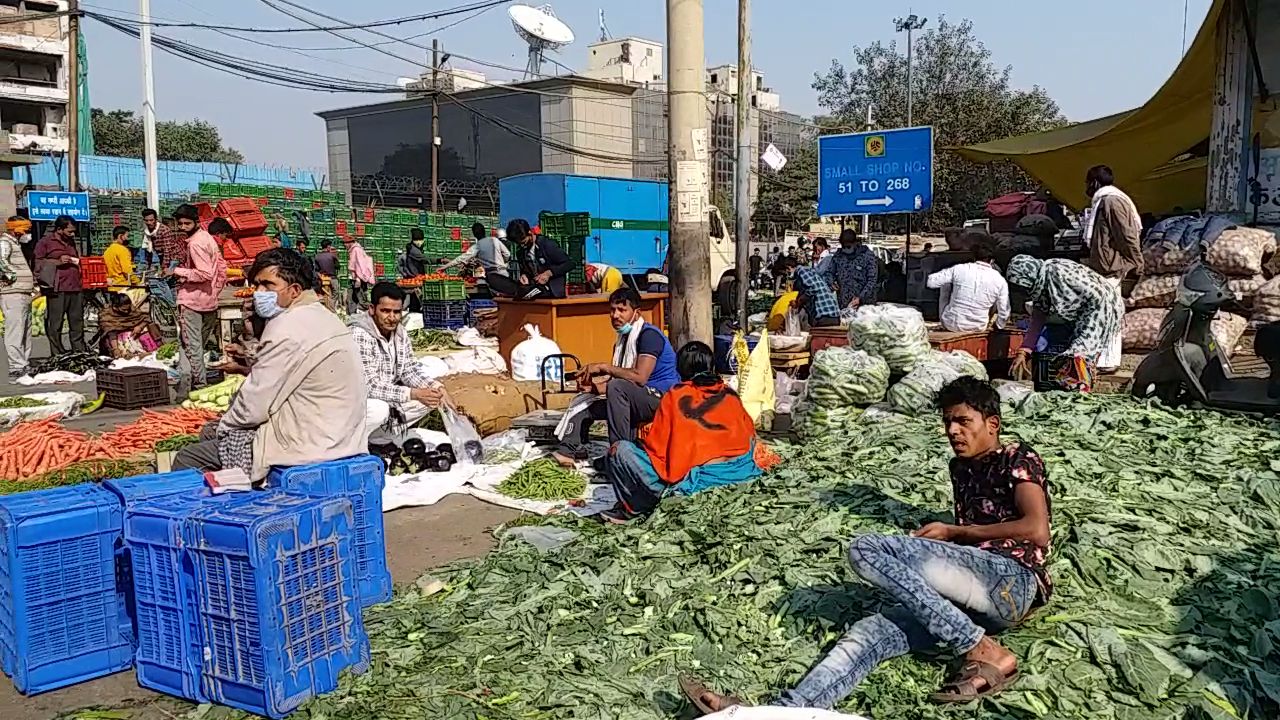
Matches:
[836,178,911,194]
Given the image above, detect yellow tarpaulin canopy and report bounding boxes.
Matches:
[956,0,1226,214]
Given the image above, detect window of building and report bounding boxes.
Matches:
[0,100,45,134]
[24,1,58,11]
[0,50,57,86]
[709,73,717,84]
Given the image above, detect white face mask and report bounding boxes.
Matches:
[253,290,284,318]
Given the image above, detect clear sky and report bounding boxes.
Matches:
[80,0,1213,171]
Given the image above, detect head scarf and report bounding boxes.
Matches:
[1006,255,1048,302]
[6,218,30,235]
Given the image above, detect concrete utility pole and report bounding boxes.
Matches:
[140,0,160,209]
[67,0,80,191]
[431,39,441,213]
[733,0,751,329]
[666,0,711,346]
[861,103,874,237]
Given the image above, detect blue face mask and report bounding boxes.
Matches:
[253,290,284,319]
[617,323,633,335]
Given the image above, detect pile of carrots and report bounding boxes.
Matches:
[0,408,219,481]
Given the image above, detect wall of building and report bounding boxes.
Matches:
[0,1,68,153]
[22,153,325,194]
[339,92,543,202]
[540,84,634,177]
[631,88,667,181]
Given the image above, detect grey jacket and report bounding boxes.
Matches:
[0,233,33,294]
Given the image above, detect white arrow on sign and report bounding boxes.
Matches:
[856,195,894,207]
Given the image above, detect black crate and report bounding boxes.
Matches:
[97,367,169,410]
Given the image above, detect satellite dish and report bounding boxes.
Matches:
[509,4,575,79]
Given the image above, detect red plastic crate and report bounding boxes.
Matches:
[221,239,247,261]
[336,220,348,235]
[80,256,107,289]
[238,236,274,259]
[195,202,215,223]
[256,197,268,207]
[450,227,461,240]
[283,188,295,200]
[216,198,260,216]
[355,223,366,237]
[363,208,375,223]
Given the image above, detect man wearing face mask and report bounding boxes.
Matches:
[172,248,367,480]
[486,219,573,299]
[552,286,679,466]
[168,206,228,390]
[824,228,878,309]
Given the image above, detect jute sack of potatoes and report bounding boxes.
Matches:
[1206,227,1277,276]
[1126,274,1180,309]
[1122,309,1247,352]
[1254,276,1280,323]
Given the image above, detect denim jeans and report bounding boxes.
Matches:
[607,440,665,516]
[776,533,1040,709]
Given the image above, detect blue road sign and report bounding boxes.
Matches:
[27,190,90,222]
[817,126,933,216]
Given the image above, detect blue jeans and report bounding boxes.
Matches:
[776,534,1039,709]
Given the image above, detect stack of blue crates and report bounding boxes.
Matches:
[0,484,132,694]
[422,299,468,329]
[0,454,387,713]
[268,455,392,606]
[126,490,371,718]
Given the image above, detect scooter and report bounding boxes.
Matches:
[1131,263,1280,413]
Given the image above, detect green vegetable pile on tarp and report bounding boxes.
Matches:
[282,394,1280,720]
[887,350,989,414]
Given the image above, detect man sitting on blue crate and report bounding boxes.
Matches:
[172,248,368,480]
[353,281,446,443]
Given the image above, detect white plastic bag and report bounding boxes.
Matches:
[510,324,563,382]
[846,303,932,372]
[441,405,484,465]
[444,347,506,376]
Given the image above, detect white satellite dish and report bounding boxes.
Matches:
[509,4,575,79]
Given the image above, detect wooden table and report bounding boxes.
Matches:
[496,293,668,366]
[928,328,1026,361]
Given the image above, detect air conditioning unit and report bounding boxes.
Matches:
[46,122,65,138]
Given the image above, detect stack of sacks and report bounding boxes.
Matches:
[1203,226,1275,310]
[1121,309,1249,353]
[1124,219,1274,353]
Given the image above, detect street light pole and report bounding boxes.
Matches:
[733,0,751,330]
[894,14,926,282]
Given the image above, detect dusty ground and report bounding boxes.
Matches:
[0,496,520,720]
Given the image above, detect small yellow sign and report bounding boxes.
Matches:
[865,135,885,157]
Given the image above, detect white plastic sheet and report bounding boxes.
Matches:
[0,391,85,429]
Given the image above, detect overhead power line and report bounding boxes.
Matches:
[84,1,509,33]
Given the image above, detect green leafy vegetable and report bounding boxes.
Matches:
[186,394,1280,720]
[155,434,200,452]
[409,329,459,352]
[0,396,49,409]
[156,341,179,360]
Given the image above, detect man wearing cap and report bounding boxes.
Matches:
[439,223,512,293]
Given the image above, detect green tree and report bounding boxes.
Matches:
[90,108,245,164]
[764,17,1066,232]
[752,143,818,236]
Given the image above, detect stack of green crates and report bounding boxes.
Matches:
[538,211,590,287]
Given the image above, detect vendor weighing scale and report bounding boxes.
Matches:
[510,354,582,445]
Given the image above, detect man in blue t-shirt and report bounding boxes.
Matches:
[554,287,679,466]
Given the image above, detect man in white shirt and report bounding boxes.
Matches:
[927,234,1010,333]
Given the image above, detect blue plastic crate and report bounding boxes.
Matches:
[0,484,132,694]
[103,470,208,649]
[267,456,390,606]
[422,299,468,329]
[186,491,370,719]
[123,492,211,702]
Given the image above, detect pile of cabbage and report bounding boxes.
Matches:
[846,304,932,373]
[887,350,989,414]
[792,347,890,435]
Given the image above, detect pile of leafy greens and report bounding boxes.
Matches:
[284,394,1280,719]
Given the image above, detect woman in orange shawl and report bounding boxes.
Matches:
[601,340,779,523]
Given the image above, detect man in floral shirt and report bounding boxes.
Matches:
[681,377,1051,712]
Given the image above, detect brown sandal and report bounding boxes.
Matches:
[678,675,746,716]
[930,660,1019,704]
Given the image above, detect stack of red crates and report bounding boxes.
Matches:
[215,198,271,269]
